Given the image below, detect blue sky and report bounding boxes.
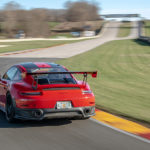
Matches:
[0,0,150,19]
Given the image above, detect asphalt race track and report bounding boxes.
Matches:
[0,58,149,150]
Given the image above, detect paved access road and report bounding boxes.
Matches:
[0,21,138,58]
[0,58,149,150]
[0,21,122,58]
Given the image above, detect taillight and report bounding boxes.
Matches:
[20,92,42,96]
[82,90,92,94]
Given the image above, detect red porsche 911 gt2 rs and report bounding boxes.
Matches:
[0,62,97,122]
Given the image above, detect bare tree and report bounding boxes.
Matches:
[3,1,22,37]
[3,1,22,10]
[26,9,50,37]
[65,0,100,22]
[2,2,50,38]
[47,9,66,22]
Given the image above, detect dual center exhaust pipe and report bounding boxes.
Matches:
[32,110,43,118]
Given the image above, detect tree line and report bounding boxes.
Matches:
[0,0,100,38]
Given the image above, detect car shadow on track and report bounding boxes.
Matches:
[0,111,72,128]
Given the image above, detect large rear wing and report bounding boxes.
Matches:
[27,71,97,90]
[27,71,97,78]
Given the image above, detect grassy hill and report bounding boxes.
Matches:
[58,39,150,123]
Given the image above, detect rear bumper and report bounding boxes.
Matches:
[14,106,95,120]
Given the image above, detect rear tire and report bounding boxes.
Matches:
[6,94,15,123]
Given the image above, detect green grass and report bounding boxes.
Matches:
[50,33,74,38]
[48,22,60,29]
[117,22,131,37]
[0,40,76,53]
[144,20,150,36]
[57,39,150,123]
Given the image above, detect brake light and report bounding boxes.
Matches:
[92,72,97,78]
[20,92,42,96]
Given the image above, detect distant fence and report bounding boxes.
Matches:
[138,21,150,44]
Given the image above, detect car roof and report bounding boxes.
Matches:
[18,62,61,71]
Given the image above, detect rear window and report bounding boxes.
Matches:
[30,67,76,85]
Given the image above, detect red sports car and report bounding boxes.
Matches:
[0,62,97,122]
